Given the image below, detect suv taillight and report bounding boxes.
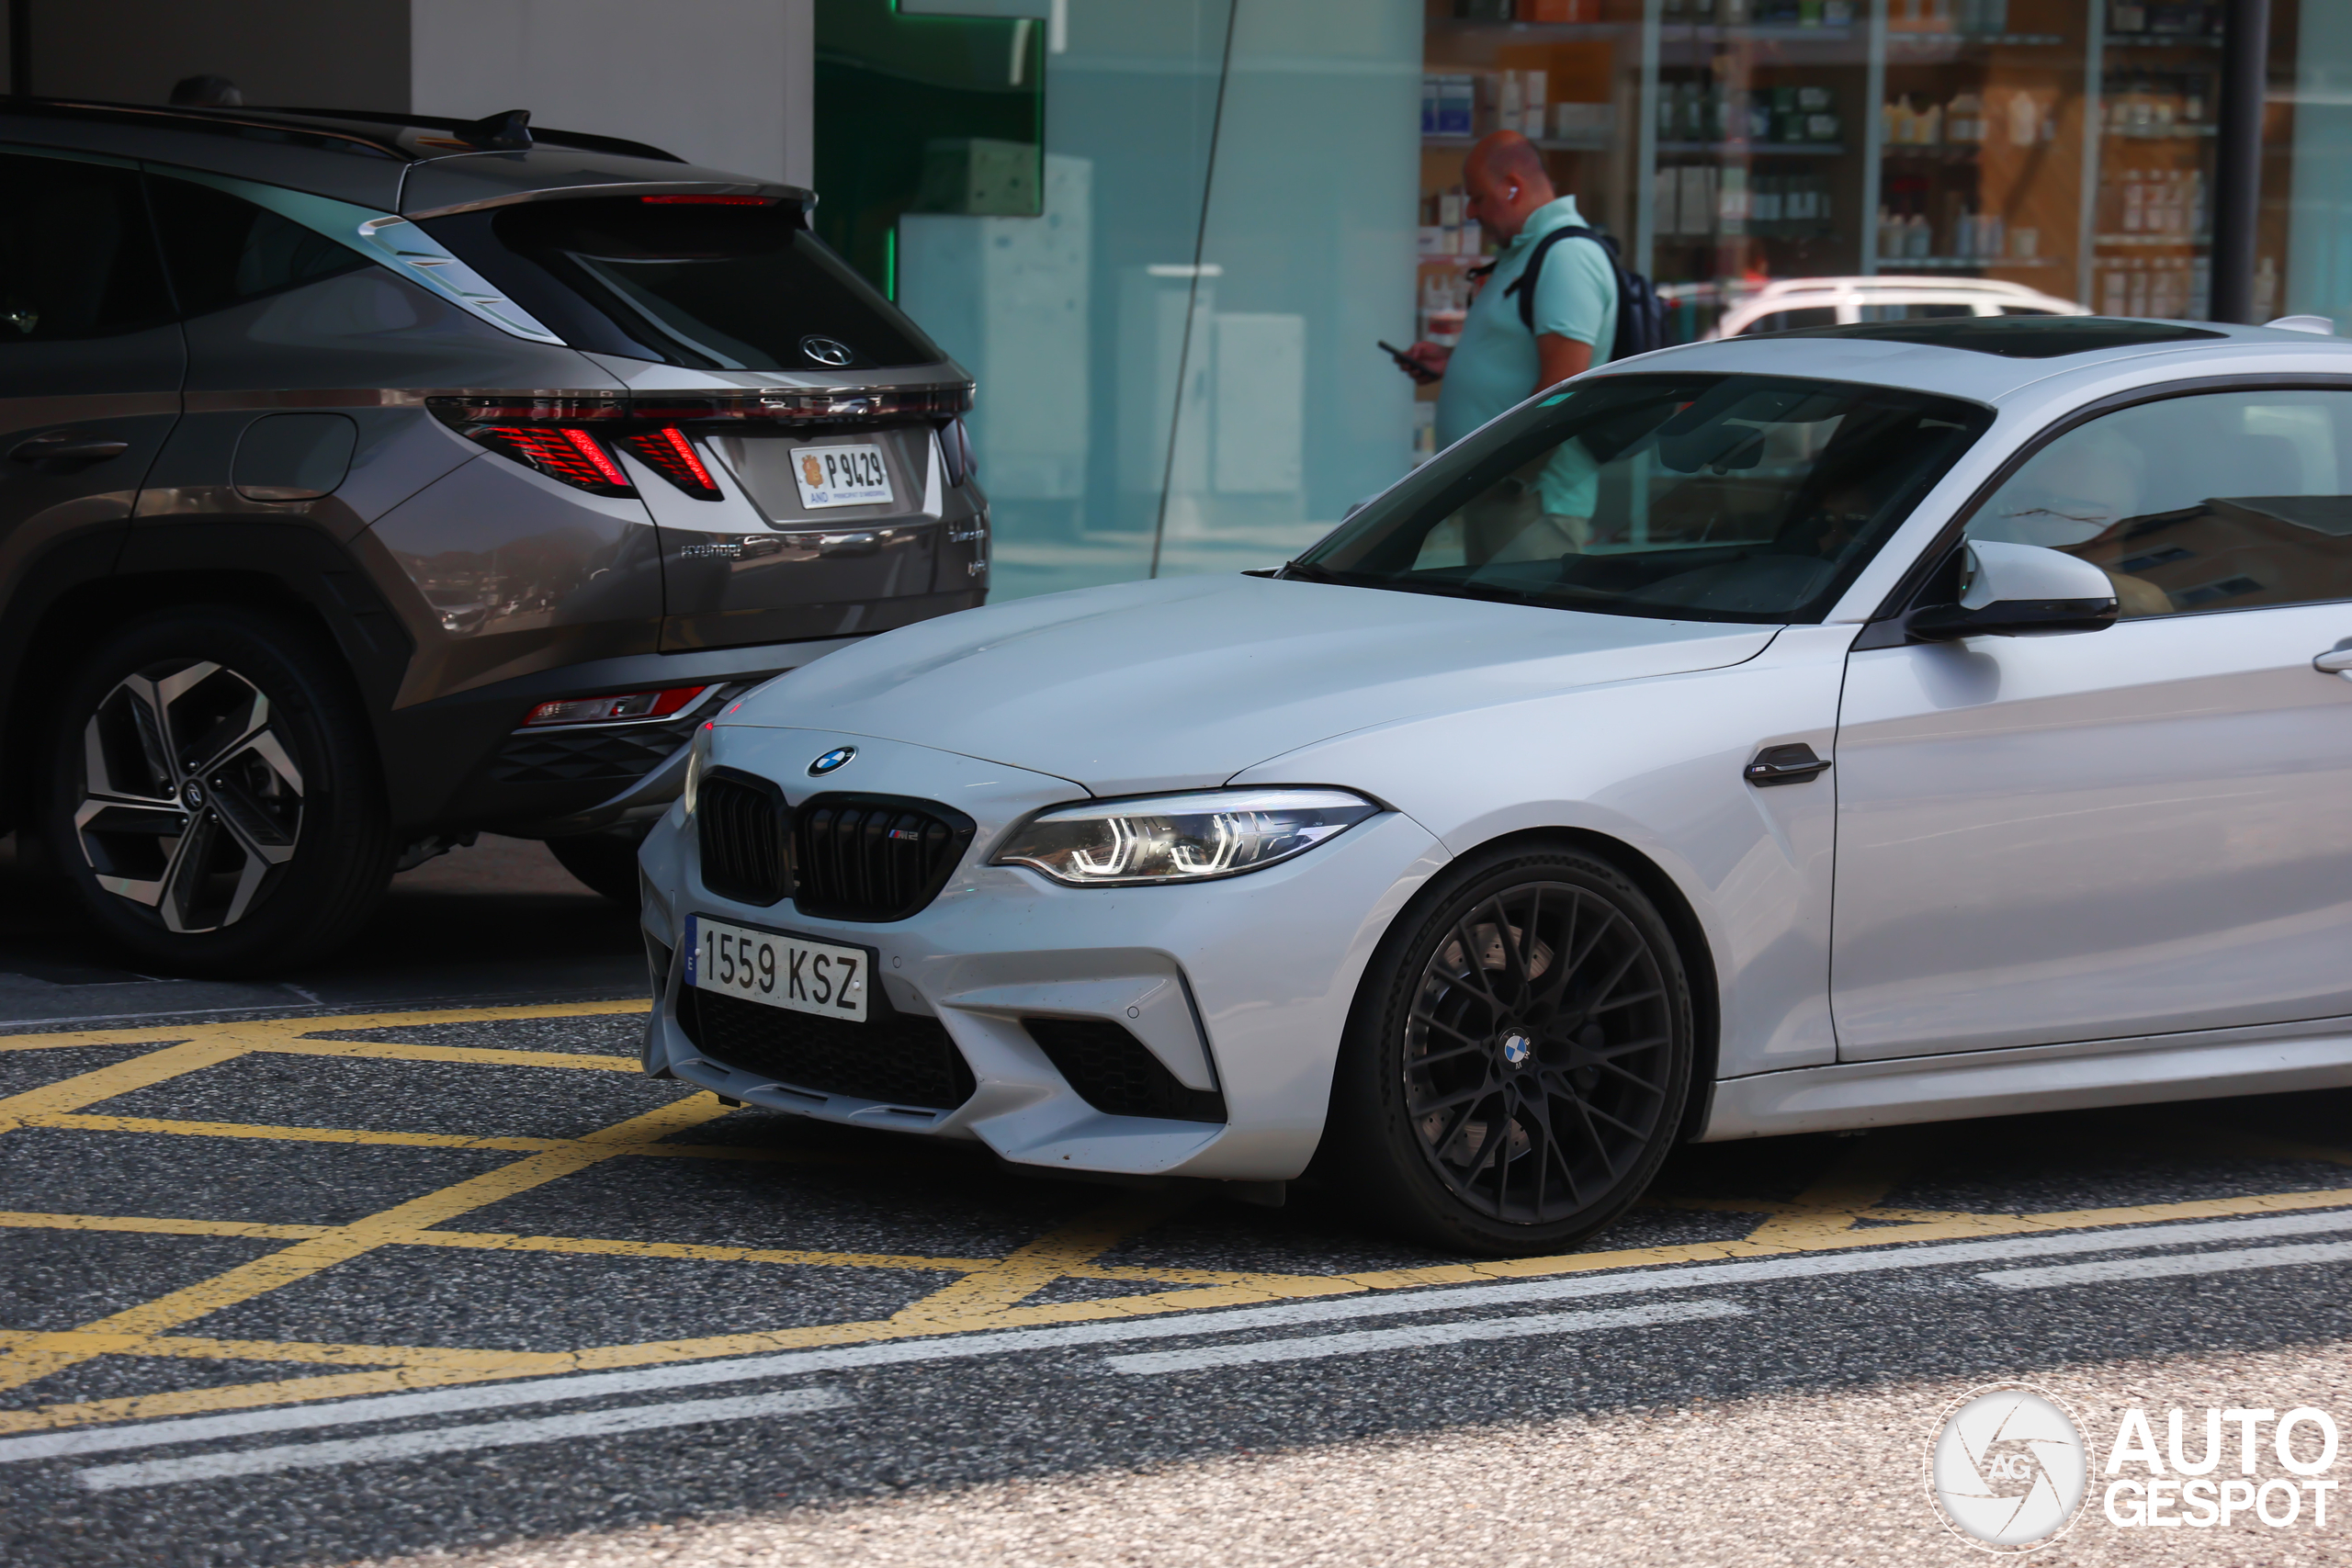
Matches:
[523,685,708,728]
[474,425,634,496]
[431,396,636,497]
[616,427,722,500]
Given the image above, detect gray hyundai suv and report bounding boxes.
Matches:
[0,98,988,974]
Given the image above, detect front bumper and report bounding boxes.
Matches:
[638,728,1448,1181]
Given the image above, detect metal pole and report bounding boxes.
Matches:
[2211,0,2272,322]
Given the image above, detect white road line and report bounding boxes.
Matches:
[74,1388,850,1492]
[1105,1299,1747,1375]
[1979,1238,2352,1292]
[12,1205,2352,1465]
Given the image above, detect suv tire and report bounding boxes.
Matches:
[546,824,651,905]
[1330,843,1694,1256]
[44,607,393,976]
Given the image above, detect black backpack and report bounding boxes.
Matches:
[1501,225,1667,362]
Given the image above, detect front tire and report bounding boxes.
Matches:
[43,607,393,976]
[546,823,651,905]
[1332,844,1694,1256]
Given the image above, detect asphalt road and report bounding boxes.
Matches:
[2,841,2348,1567]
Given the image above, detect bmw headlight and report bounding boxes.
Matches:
[991,788,1379,887]
[681,722,715,818]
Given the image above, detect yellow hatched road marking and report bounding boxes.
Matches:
[23,1111,846,1163]
[0,1092,734,1396]
[0,999,649,1055]
[3,998,2349,1439]
[264,1040,640,1071]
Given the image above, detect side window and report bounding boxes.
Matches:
[1736,306,1838,336]
[145,175,371,318]
[0,152,173,340]
[1860,300,1974,321]
[1966,389,2352,618]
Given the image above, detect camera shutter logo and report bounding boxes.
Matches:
[1927,1383,2089,1551]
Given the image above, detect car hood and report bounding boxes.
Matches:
[722,575,1781,795]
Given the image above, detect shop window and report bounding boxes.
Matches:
[812,1,1046,295]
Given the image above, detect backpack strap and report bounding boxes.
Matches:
[1501,224,1619,334]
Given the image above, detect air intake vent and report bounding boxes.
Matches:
[1023,1017,1227,1123]
[679,987,975,1111]
[793,794,974,922]
[695,770,789,905]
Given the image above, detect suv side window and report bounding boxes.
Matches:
[1965,388,2352,617]
[0,152,173,340]
[145,175,371,318]
[1736,306,1838,336]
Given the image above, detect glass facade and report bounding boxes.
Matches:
[814,0,2352,604]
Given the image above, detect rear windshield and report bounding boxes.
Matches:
[424,197,944,372]
[1293,374,1992,624]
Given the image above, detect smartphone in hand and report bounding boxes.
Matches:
[1380,340,1441,385]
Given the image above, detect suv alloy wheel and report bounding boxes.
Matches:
[45,608,394,975]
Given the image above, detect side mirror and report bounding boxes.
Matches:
[1906,540,2119,641]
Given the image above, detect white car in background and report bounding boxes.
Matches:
[1713,275,2086,339]
[640,314,2352,1256]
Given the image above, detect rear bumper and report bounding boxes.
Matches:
[382,637,866,837]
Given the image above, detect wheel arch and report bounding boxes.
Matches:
[0,525,413,831]
[1377,823,1724,1145]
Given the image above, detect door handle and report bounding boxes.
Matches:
[2316,643,2352,676]
[9,434,130,466]
[1745,743,1832,786]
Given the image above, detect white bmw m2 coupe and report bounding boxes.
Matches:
[639,315,2352,1254]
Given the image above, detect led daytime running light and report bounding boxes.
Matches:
[991,789,1378,887]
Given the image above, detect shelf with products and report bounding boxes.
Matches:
[1874,254,2065,267]
[1657,140,1847,155]
[1885,32,2069,48]
[1424,132,1613,151]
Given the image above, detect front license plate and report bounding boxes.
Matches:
[684,916,869,1022]
[790,444,894,509]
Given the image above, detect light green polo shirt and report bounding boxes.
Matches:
[1434,196,1618,517]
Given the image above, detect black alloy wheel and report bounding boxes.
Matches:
[1332,845,1693,1255]
[45,608,393,976]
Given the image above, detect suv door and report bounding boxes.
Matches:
[1831,384,2352,1058]
[0,149,183,611]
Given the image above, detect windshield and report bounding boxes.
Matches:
[443,197,945,372]
[1295,373,1991,623]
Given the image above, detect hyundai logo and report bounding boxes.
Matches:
[808,746,856,776]
[800,335,854,367]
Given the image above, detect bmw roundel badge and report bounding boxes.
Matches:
[809,746,856,776]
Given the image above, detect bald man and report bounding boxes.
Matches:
[1403,132,1618,554]
[1403,132,1617,446]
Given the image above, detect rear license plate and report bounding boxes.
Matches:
[790,444,894,509]
[684,916,870,1022]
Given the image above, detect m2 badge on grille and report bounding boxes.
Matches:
[790,444,893,509]
[684,915,868,1022]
